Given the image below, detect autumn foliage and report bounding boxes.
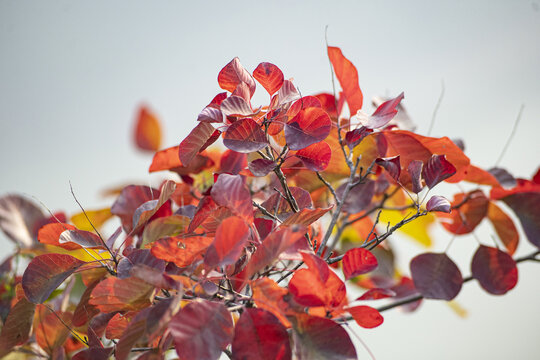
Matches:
[0,45,539,360]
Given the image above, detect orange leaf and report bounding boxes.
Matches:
[34,306,72,354]
[487,202,519,255]
[151,236,213,268]
[281,207,332,227]
[205,216,249,269]
[134,106,162,152]
[327,47,363,115]
[437,190,489,235]
[89,277,156,313]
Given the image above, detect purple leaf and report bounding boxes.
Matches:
[344,127,372,149]
[197,106,224,123]
[410,252,463,300]
[426,195,451,213]
[375,156,401,181]
[407,160,424,194]
[363,92,404,129]
[223,118,268,153]
[422,154,457,189]
[249,158,276,177]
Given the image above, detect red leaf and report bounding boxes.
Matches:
[223,118,268,153]
[410,253,463,300]
[313,93,337,118]
[347,305,384,329]
[471,245,518,295]
[261,187,312,221]
[73,280,100,327]
[151,236,213,268]
[407,160,424,193]
[169,300,233,360]
[220,150,247,175]
[22,254,85,304]
[357,288,396,301]
[179,122,216,166]
[426,195,451,213]
[287,96,322,118]
[149,146,182,173]
[281,207,332,227]
[134,105,162,152]
[438,190,489,235]
[34,307,72,354]
[232,308,291,360]
[211,174,253,222]
[0,296,35,357]
[277,79,300,105]
[253,62,284,96]
[363,92,404,129]
[37,222,79,250]
[89,276,155,313]
[327,46,363,115]
[285,107,331,150]
[204,216,249,268]
[375,155,401,181]
[111,185,164,234]
[344,127,372,149]
[249,158,276,177]
[342,248,378,280]
[197,106,224,123]
[131,180,176,232]
[295,141,332,171]
[59,229,104,249]
[498,192,540,249]
[218,57,256,97]
[0,194,45,248]
[487,202,519,255]
[422,154,457,189]
[291,314,357,360]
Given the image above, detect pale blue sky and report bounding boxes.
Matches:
[1,1,539,359]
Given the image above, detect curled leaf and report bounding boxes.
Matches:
[426,195,451,213]
[422,154,457,189]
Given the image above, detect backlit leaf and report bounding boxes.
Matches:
[70,208,112,232]
[232,308,291,360]
[151,236,213,268]
[22,253,85,304]
[37,222,79,250]
[487,202,519,255]
[407,160,424,193]
[211,174,253,222]
[34,306,72,354]
[223,117,268,153]
[0,194,45,248]
[347,305,384,328]
[205,216,249,268]
[426,195,451,213]
[253,62,284,95]
[410,253,463,300]
[363,92,404,129]
[287,96,323,118]
[285,107,331,150]
[149,145,182,173]
[89,276,155,313]
[198,106,225,123]
[134,105,162,152]
[471,245,517,295]
[291,314,357,360]
[281,207,332,227]
[111,185,164,233]
[169,300,234,360]
[463,165,500,186]
[342,248,378,280]
[179,122,216,166]
[59,229,105,249]
[344,127,372,150]
[422,154,457,189]
[277,79,300,105]
[261,187,312,221]
[438,190,489,235]
[142,215,190,246]
[295,141,332,171]
[218,57,256,97]
[327,46,363,115]
[0,296,35,357]
[132,180,176,232]
[220,95,255,117]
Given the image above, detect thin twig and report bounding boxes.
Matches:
[427,80,445,136]
[494,104,524,167]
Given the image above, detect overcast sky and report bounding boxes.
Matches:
[1,1,539,359]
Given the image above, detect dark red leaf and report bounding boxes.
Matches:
[220,150,247,175]
[285,107,331,150]
[357,288,396,301]
[313,93,337,118]
[178,122,216,166]
[295,141,332,171]
[117,249,165,279]
[197,106,224,123]
[249,158,276,177]
[253,62,284,96]
[281,207,332,227]
[218,57,256,97]
[363,92,404,129]
[291,314,357,360]
[89,276,155,313]
[338,179,375,214]
[422,154,457,189]
[407,160,424,193]
[426,195,451,213]
[342,248,378,280]
[327,46,363,116]
[131,180,176,232]
[261,187,312,221]
[73,280,100,327]
[347,305,384,328]
[211,174,253,222]
[169,300,233,360]
[344,127,372,149]
[111,185,164,234]
[232,308,291,360]
[410,253,463,300]
[471,245,518,295]
[204,216,250,269]
[22,254,85,304]
[134,105,162,152]
[223,118,268,153]
[0,194,45,248]
[499,192,540,249]
[72,347,113,360]
[375,155,401,181]
[488,167,516,188]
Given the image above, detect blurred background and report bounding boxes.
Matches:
[1,1,539,359]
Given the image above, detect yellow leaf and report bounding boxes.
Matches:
[447,300,468,318]
[378,209,434,247]
[70,208,112,232]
